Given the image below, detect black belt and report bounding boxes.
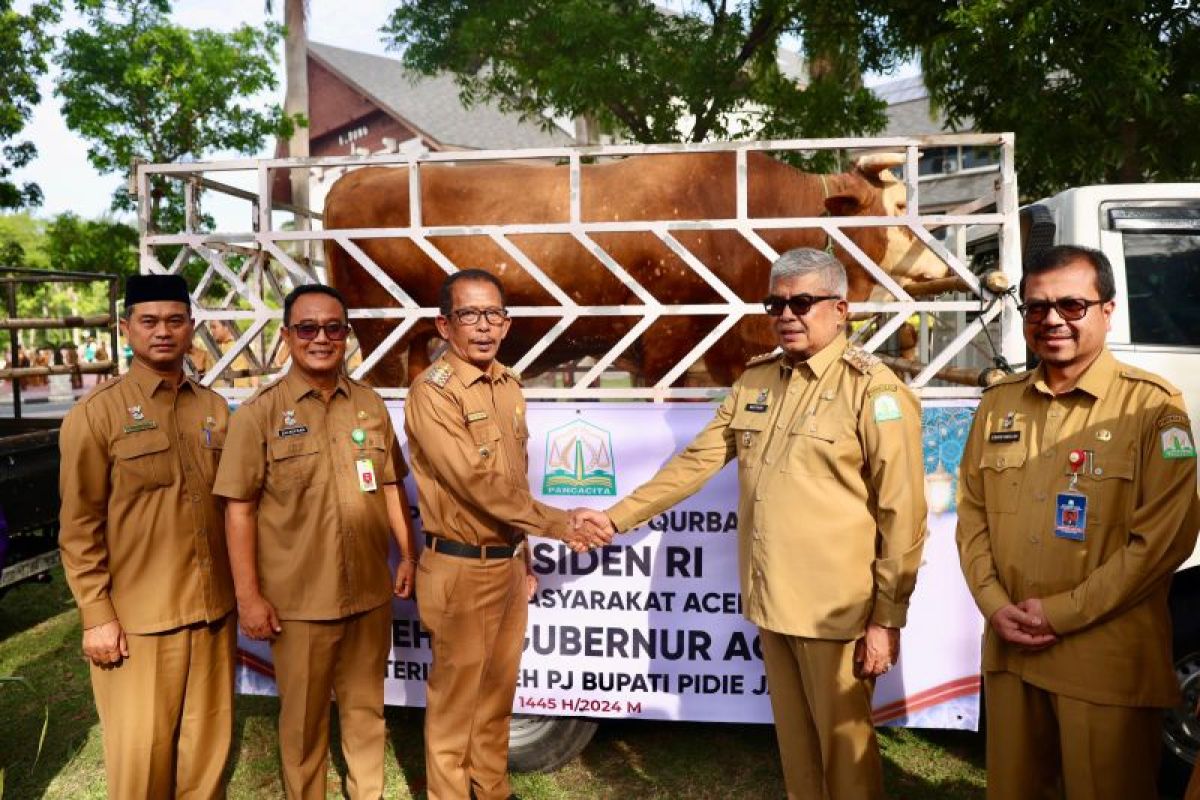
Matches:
[425,533,523,560]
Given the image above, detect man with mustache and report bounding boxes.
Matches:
[404,268,608,800]
[957,244,1200,799]
[581,247,928,799]
[59,274,235,797]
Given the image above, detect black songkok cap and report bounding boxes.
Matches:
[124,274,191,309]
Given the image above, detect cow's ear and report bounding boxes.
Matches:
[825,193,864,217]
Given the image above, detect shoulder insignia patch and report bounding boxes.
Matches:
[981,370,1030,393]
[1120,368,1181,397]
[1161,426,1197,459]
[842,346,881,374]
[426,361,454,388]
[745,350,782,367]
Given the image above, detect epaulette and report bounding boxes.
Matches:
[981,370,1031,392]
[76,372,127,404]
[425,361,454,388]
[239,376,283,407]
[745,350,782,368]
[841,346,881,374]
[1120,366,1181,396]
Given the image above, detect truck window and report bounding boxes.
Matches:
[1122,231,1200,347]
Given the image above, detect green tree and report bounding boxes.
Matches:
[55,0,299,229]
[0,0,61,209]
[43,212,138,279]
[897,0,1200,197]
[383,1,907,145]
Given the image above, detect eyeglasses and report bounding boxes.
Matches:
[1017,298,1104,323]
[289,321,350,341]
[762,294,840,317]
[449,308,508,326]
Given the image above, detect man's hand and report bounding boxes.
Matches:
[990,603,1058,650]
[82,619,128,667]
[394,559,415,599]
[1015,598,1057,637]
[525,570,538,601]
[566,508,615,553]
[853,623,900,679]
[238,593,282,640]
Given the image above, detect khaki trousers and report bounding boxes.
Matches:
[90,614,235,800]
[270,601,392,800]
[417,547,527,800]
[759,628,883,800]
[984,670,1162,800]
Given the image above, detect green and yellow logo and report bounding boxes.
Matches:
[542,419,617,496]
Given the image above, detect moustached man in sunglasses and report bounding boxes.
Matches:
[577,247,927,799]
[214,284,417,800]
[957,244,1199,800]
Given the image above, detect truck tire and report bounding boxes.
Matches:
[1164,570,1200,790]
[507,715,598,773]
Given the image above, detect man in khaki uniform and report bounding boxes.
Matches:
[214,285,416,800]
[957,244,1200,799]
[584,248,927,799]
[59,274,235,797]
[405,269,603,800]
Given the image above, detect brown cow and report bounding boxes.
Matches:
[323,151,945,387]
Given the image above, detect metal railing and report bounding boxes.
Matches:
[136,134,1023,401]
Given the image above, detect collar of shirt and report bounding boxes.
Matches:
[445,351,511,387]
[281,367,351,402]
[1028,348,1116,401]
[127,357,194,397]
[779,331,847,380]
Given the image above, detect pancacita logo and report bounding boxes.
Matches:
[542,418,617,496]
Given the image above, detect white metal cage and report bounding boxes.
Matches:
[136,134,1023,401]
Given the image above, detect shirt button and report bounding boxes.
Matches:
[763,457,771,465]
[1035,492,1046,501]
[1029,535,1040,544]
[190,494,201,502]
[755,494,763,502]
[776,423,784,430]
[1044,449,1056,459]
[1094,467,1104,476]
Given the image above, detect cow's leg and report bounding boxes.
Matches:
[405,326,441,384]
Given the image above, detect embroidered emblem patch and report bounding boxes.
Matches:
[873,393,902,422]
[1161,427,1197,459]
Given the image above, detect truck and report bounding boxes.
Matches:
[0,269,120,599]
[133,134,1200,778]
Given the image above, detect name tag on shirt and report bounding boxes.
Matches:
[356,458,377,492]
[989,431,1021,443]
[1054,491,1087,541]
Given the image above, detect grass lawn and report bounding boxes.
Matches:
[0,568,988,799]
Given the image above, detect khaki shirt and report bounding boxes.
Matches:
[608,334,928,639]
[213,370,403,621]
[405,353,571,546]
[957,349,1200,707]
[59,359,233,634]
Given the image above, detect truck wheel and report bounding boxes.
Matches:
[1164,642,1200,790]
[507,715,598,773]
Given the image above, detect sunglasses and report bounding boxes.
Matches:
[289,321,350,341]
[1017,298,1103,323]
[762,294,840,317]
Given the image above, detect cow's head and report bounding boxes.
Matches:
[824,153,949,287]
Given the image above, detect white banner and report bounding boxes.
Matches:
[237,400,984,730]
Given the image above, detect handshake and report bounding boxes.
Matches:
[565,508,616,553]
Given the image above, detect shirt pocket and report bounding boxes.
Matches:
[1077,454,1135,522]
[782,415,858,476]
[729,410,769,466]
[112,429,174,490]
[469,421,503,464]
[268,436,324,490]
[977,446,1027,514]
[198,430,225,487]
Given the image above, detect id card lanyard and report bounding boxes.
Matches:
[1054,449,1088,541]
